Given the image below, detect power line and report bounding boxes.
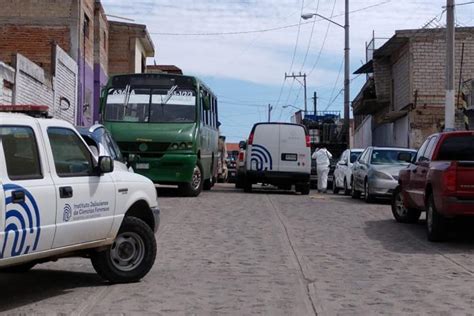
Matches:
[300,0,321,72]
[149,0,391,37]
[325,58,344,111]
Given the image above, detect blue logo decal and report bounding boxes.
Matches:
[1,184,41,258]
[251,144,273,171]
[63,204,72,222]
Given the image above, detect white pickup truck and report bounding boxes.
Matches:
[0,112,160,283]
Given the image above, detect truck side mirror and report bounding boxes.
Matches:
[99,156,114,174]
[239,141,247,150]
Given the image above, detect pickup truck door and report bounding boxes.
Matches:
[42,125,116,248]
[0,124,56,259]
[409,137,437,209]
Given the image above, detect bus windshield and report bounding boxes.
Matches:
[105,86,196,123]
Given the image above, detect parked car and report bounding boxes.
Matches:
[241,123,311,194]
[235,141,247,189]
[226,156,237,183]
[351,147,416,202]
[0,113,159,283]
[333,148,364,195]
[392,131,474,241]
[76,124,131,172]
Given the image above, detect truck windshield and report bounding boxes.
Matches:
[105,87,196,123]
[371,150,415,165]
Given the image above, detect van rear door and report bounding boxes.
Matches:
[279,124,311,174]
[248,124,279,172]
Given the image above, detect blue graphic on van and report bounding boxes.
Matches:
[251,144,273,171]
[63,204,72,222]
[1,184,41,258]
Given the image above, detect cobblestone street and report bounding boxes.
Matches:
[2,184,474,314]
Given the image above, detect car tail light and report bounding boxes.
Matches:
[305,135,311,148]
[238,152,244,161]
[248,132,254,145]
[442,162,457,194]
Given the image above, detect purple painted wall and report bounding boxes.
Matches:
[77,58,99,127]
[94,64,108,123]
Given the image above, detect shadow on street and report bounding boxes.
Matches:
[0,269,107,312]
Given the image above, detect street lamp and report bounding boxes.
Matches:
[283,105,303,111]
[302,0,350,144]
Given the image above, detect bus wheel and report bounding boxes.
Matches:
[179,163,203,197]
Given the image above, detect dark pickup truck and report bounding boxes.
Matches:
[392,131,474,241]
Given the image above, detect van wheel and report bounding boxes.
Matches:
[243,181,252,193]
[296,183,310,195]
[0,262,36,273]
[351,178,361,199]
[426,194,447,242]
[391,186,421,223]
[179,163,203,197]
[203,178,213,191]
[91,217,157,283]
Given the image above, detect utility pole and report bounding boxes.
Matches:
[313,91,318,114]
[268,104,273,122]
[344,0,350,143]
[285,72,307,113]
[445,0,455,130]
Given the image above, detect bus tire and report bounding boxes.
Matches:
[179,163,203,197]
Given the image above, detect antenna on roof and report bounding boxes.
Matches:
[106,14,135,22]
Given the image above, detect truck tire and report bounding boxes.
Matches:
[0,262,36,273]
[332,181,340,194]
[426,194,447,242]
[351,178,361,199]
[203,178,213,191]
[296,183,310,195]
[91,217,157,283]
[179,163,203,197]
[235,176,244,189]
[391,186,421,223]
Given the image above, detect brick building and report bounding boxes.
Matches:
[108,21,155,76]
[353,27,474,149]
[146,65,183,75]
[0,0,108,125]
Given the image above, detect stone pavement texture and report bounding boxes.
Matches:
[1,184,474,315]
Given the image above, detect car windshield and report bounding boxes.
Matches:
[350,151,362,163]
[105,87,196,123]
[370,150,415,165]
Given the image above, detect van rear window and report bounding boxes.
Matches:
[437,135,474,161]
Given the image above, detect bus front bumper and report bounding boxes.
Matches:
[132,154,197,184]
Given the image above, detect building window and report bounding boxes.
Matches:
[84,14,90,38]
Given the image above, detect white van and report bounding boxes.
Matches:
[0,112,159,283]
[242,123,311,194]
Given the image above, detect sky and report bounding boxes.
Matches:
[101,0,474,142]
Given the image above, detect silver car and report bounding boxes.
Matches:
[351,147,416,202]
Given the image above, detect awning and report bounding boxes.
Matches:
[354,60,373,74]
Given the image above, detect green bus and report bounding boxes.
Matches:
[100,73,219,197]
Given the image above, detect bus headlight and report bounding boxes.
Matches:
[187,142,193,149]
[179,142,187,150]
[170,143,179,150]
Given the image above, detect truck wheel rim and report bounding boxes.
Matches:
[110,232,145,272]
[191,166,202,190]
[395,192,407,217]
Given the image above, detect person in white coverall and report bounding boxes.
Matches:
[312,147,333,193]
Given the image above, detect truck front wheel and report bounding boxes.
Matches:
[91,217,157,283]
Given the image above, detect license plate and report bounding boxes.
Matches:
[230,172,236,176]
[282,153,297,161]
[136,163,150,170]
